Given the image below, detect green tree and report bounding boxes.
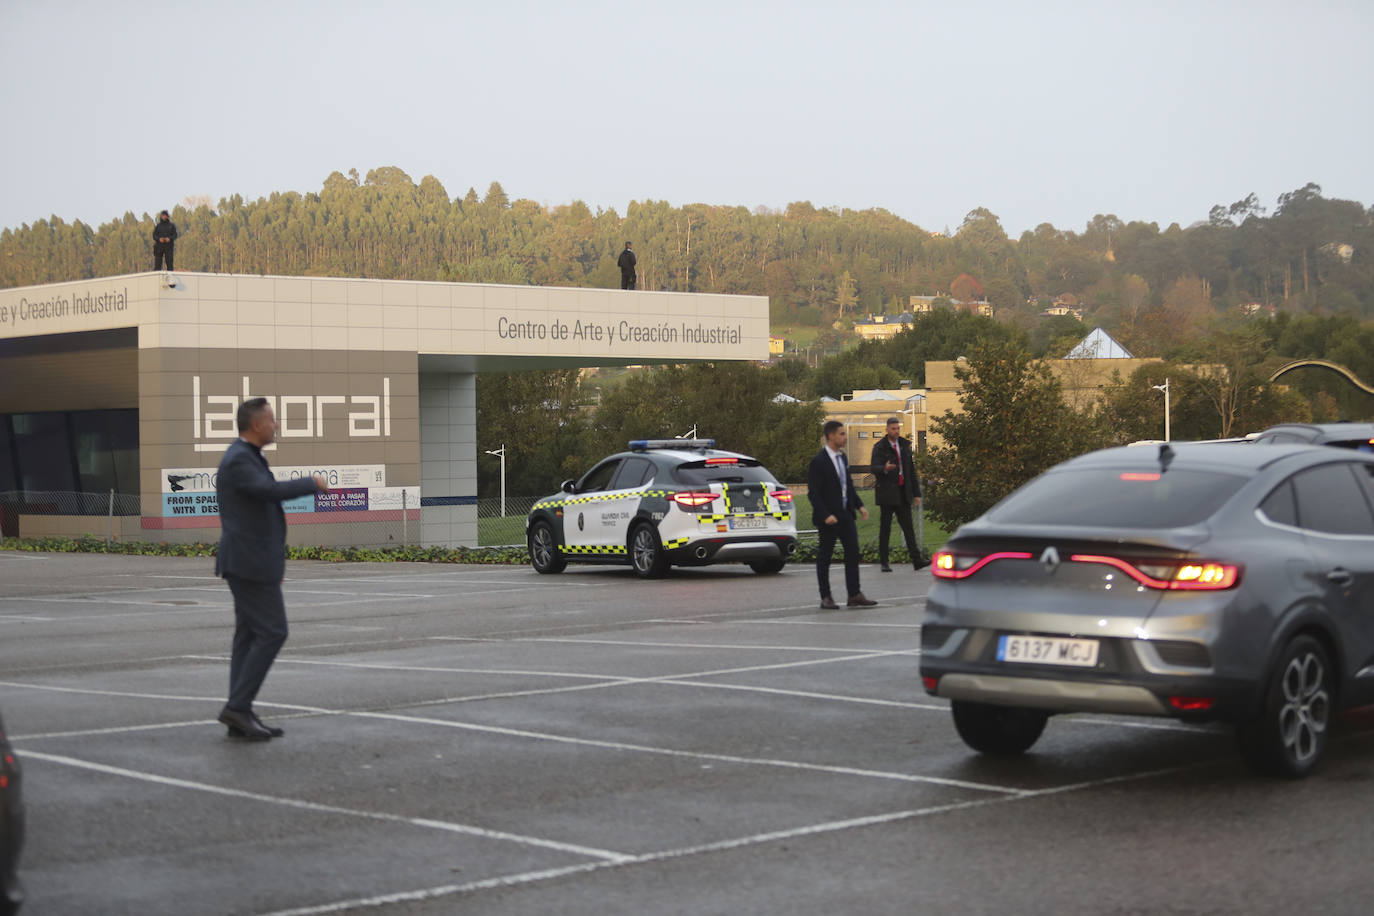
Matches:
[922,341,1110,529]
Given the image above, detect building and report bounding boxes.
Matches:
[0,272,768,546]
[821,387,929,470]
[768,335,786,356]
[853,313,914,341]
[908,295,993,318]
[923,328,1160,450]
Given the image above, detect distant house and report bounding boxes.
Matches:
[907,294,992,318]
[1040,304,1084,320]
[1066,327,1133,359]
[1237,302,1277,318]
[768,335,786,356]
[854,313,915,340]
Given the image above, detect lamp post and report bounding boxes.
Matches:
[1151,378,1171,442]
[675,425,698,440]
[484,444,506,518]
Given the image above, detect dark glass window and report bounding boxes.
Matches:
[610,457,654,490]
[987,468,1249,528]
[577,459,622,493]
[673,459,778,486]
[1258,481,1299,527]
[11,412,76,491]
[0,419,16,492]
[1292,463,1374,536]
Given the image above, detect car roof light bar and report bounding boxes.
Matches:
[629,439,717,451]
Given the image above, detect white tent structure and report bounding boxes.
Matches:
[1066,327,1134,359]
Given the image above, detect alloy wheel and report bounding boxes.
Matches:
[1278,651,1329,765]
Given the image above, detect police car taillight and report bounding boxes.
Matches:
[771,489,794,503]
[671,491,720,508]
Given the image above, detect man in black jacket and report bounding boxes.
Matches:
[807,420,877,609]
[214,397,327,740]
[617,241,637,290]
[152,210,177,270]
[870,417,923,572]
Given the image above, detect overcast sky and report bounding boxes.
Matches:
[2,0,1370,237]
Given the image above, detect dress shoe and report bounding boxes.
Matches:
[847,593,878,607]
[880,564,893,572]
[819,597,839,610]
[251,713,284,738]
[219,707,271,741]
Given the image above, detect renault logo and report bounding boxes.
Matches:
[1040,546,1061,575]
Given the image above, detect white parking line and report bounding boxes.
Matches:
[255,759,1219,916]
[0,678,1019,795]
[17,748,631,863]
[434,635,918,654]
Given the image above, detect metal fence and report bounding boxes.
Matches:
[0,489,140,542]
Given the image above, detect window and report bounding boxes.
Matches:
[577,459,622,494]
[987,468,1249,529]
[1258,481,1298,527]
[673,459,778,487]
[609,457,654,490]
[1291,463,1374,536]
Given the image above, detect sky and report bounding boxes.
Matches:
[2,0,1371,237]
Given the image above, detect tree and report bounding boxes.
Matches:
[922,341,1110,529]
[834,270,858,317]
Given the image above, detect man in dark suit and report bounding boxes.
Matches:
[214,397,328,740]
[870,417,924,572]
[807,420,877,609]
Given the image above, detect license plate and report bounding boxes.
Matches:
[728,517,767,530]
[997,635,1100,667]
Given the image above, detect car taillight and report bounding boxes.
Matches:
[1169,696,1215,712]
[705,457,739,465]
[931,550,1033,579]
[1070,555,1241,591]
[771,488,794,503]
[671,491,720,508]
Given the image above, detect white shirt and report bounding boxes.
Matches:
[824,443,847,504]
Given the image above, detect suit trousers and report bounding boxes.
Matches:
[225,575,289,713]
[879,502,918,565]
[154,247,174,270]
[816,514,862,599]
[621,273,636,290]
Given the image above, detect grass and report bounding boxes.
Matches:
[479,489,951,552]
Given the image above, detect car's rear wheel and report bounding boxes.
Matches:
[748,558,787,575]
[630,524,669,578]
[527,521,566,574]
[951,701,1048,756]
[1238,635,1333,778]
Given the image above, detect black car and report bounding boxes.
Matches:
[1251,422,1374,450]
[0,711,22,915]
[921,442,1374,777]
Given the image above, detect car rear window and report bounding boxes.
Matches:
[673,458,778,486]
[986,468,1249,528]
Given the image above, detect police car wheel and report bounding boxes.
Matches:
[528,521,566,574]
[748,558,787,575]
[629,524,669,578]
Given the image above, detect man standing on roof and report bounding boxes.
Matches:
[618,241,637,290]
[153,210,178,271]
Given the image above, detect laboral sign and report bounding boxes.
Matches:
[160,464,418,518]
[190,376,392,453]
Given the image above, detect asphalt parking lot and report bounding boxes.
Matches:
[3,551,1374,915]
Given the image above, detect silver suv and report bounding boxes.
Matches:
[921,442,1374,777]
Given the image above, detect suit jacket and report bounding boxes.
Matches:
[214,438,318,583]
[869,435,921,506]
[807,448,864,527]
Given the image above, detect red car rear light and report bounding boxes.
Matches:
[705,457,739,465]
[922,676,938,693]
[671,491,720,508]
[1070,555,1241,591]
[771,488,794,503]
[931,550,1034,579]
[1169,696,1215,712]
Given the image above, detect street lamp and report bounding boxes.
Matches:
[484,444,506,518]
[675,425,698,439]
[1151,378,1171,442]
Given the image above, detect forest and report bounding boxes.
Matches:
[2,167,1371,497]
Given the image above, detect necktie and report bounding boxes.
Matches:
[835,452,847,504]
[895,440,904,487]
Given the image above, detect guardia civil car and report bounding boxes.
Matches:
[526,440,798,578]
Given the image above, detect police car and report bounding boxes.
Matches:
[525,439,798,578]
